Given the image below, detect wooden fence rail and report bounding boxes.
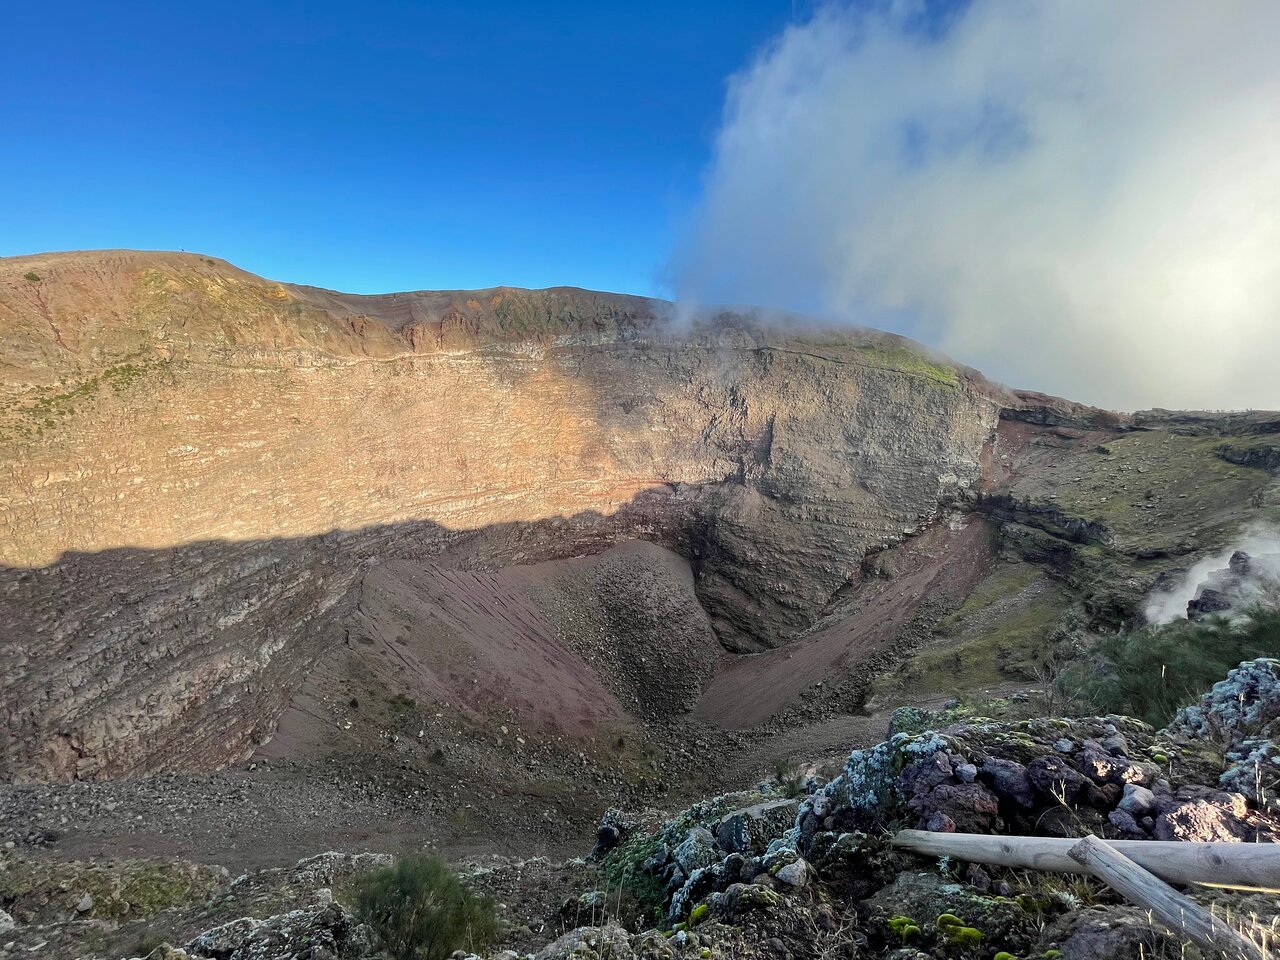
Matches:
[893,829,1280,890]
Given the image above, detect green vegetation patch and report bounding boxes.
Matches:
[1011,431,1277,552]
[0,852,224,924]
[1067,608,1280,727]
[1,358,168,443]
[600,829,667,928]
[877,563,1070,698]
[854,342,960,386]
[781,332,960,385]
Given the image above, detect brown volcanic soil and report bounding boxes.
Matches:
[0,527,1004,872]
[695,517,997,729]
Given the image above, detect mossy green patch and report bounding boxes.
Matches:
[853,342,959,386]
[875,563,1069,699]
[781,332,960,385]
[600,830,667,928]
[1008,430,1277,553]
[0,853,223,924]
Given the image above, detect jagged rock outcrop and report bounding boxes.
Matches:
[1,251,1004,781]
[1167,658,1280,804]
[9,664,1280,960]
[1185,551,1280,620]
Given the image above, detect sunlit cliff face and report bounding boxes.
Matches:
[0,250,1001,780]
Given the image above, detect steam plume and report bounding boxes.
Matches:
[673,1,1280,411]
[1145,526,1280,624]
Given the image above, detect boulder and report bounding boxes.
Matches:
[534,923,633,960]
[898,752,954,799]
[909,782,1000,833]
[185,903,369,960]
[1077,746,1147,786]
[1154,800,1247,842]
[1107,808,1148,839]
[773,859,809,889]
[1052,906,1161,960]
[1117,784,1156,817]
[593,808,640,856]
[1028,755,1092,804]
[672,828,718,875]
[866,871,1024,943]
[714,883,781,922]
[979,758,1035,808]
[715,799,799,855]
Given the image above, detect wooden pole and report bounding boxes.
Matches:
[1068,835,1266,960]
[892,830,1280,891]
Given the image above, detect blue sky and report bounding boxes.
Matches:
[2,1,805,296]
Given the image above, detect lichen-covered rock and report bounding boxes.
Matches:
[866,871,1026,945]
[715,800,798,855]
[672,828,719,876]
[793,733,953,842]
[1166,658,1280,803]
[290,852,392,888]
[534,922,635,960]
[1167,658,1280,740]
[185,902,370,959]
[1044,905,1163,960]
[712,882,781,923]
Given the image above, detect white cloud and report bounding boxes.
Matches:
[673,0,1280,410]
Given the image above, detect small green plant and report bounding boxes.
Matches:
[937,912,983,947]
[23,271,41,282]
[888,915,921,941]
[774,757,806,798]
[352,854,498,960]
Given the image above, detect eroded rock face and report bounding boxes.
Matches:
[1,252,1003,781]
[1187,551,1280,619]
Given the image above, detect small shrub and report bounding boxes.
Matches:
[23,271,41,282]
[352,854,498,960]
[774,757,807,798]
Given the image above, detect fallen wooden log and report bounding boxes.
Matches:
[892,829,1280,891]
[1069,835,1266,960]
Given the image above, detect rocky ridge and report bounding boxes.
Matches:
[6,662,1280,960]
